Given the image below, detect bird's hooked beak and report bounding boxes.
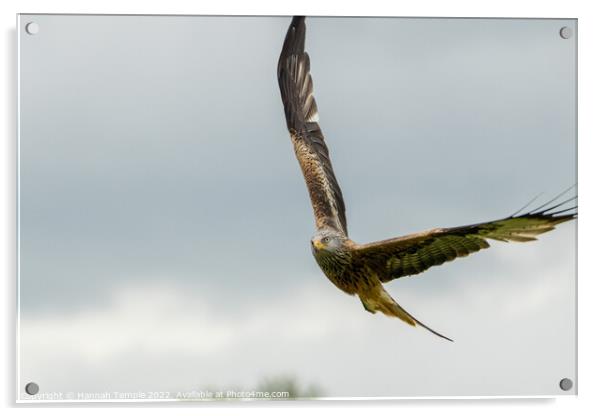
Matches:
[312,238,326,250]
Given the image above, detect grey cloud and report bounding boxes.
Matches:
[18,15,576,398]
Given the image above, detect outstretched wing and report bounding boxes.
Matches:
[352,198,576,283]
[277,16,348,235]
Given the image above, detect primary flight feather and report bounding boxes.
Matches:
[277,16,576,341]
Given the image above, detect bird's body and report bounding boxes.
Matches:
[277,17,576,341]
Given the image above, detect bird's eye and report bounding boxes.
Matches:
[323,237,330,243]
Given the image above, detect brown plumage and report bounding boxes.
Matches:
[277,16,576,341]
[277,16,347,235]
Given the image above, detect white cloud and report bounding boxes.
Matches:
[19,230,576,400]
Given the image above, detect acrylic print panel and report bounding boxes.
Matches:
[17,14,577,401]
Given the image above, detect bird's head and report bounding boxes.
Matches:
[311,229,345,253]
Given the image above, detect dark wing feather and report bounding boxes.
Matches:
[277,16,348,235]
[352,203,576,283]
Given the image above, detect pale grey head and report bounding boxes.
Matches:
[310,228,347,255]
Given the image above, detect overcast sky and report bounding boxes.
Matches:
[18,15,576,400]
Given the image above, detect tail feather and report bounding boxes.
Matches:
[361,286,453,342]
[394,302,454,342]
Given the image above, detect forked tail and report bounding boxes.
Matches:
[360,286,453,342]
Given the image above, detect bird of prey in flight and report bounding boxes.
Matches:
[276,16,576,341]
